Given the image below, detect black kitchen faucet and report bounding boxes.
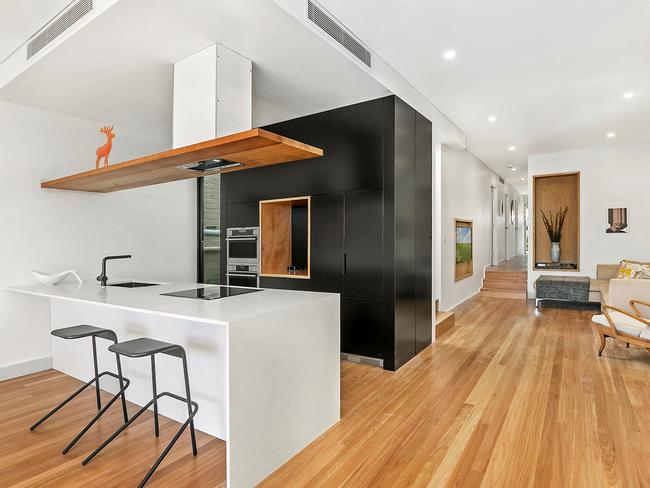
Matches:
[97,255,132,287]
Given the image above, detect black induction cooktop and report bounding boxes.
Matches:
[161,286,262,301]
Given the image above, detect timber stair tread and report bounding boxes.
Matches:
[481,270,528,300]
[484,271,527,282]
[482,280,527,291]
[480,290,528,300]
[436,311,455,338]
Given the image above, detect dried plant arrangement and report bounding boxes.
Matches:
[540,206,568,242]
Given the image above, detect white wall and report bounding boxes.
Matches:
[528,143,650,296]
[0,101,195,380]
[440,146,524,310]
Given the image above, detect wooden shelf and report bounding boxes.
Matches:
[41,129,323,193]
[260,270,310,280]
[259,196,311,279]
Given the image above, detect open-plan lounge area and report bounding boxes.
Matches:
[1,1,649,487]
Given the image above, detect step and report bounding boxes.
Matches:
[484,271,527,282]
[436,311,455,338]
[481,281,528,291]
[480,289,527,300]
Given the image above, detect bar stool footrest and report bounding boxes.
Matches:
[30,371,130,431]
[62,375,131,454]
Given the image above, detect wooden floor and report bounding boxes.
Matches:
[263,297,650,487]
[0,372,226,487]
[2,295,650,487]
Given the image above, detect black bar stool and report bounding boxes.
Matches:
[30,325,130,454]
[82,338,199,488]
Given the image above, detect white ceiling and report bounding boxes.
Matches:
[318,0,650,192]
[0,0,72,62]
[3,1,650,193]
[0,0,388,140]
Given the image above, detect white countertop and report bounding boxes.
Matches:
[6,281,337,326]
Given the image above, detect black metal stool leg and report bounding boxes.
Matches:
[138,415,194,488]
[181,354,197,456]
[83,398,157,466]
[151,355,159,437]
[30,375,100,431]
[62,373,131,454]
[91,336,102,411]
[115,352,129,423]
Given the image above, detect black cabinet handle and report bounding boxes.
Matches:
[344,253,347,275]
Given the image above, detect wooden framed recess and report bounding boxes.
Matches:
[532,171,580,271]
[259,196,311,279]
[40,129,323,193]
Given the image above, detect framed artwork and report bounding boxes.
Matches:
[455,219,473,282]
[510,200,516,226]
[606,208,628,234]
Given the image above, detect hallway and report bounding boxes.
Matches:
[486,254,527,273]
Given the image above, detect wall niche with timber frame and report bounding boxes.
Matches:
[533,172,580,271]
[259,196,311,279]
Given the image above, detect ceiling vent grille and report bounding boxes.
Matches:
[307,0,371,68]
[27,0,93,60]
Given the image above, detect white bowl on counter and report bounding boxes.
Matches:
[32,270,83,286]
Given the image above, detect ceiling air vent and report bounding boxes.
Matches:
[307,0,372,68]
[499,176,505,184]
[27,0,93,60]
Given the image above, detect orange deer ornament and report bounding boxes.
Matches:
[96,126,116,168]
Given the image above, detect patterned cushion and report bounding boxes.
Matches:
[617,260,650,279]
[633,267,650,279]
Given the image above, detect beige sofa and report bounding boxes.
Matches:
[590,264,650,313]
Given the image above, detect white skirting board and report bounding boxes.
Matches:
[0,356,52,382]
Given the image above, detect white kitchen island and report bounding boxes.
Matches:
[7,281,340,488]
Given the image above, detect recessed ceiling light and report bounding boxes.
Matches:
[506,163,513,168]
[606,132,616,138]
[508,146,516,151]
[488,116,496,123]
[520,177,526,181]
[511,167,517,172]
[443,50,456,60]
[623,92,635,99]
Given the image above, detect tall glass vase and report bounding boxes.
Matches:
[551,242,560,263]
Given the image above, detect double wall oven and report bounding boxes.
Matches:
[226,227,260,287]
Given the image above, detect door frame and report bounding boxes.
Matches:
[490,185,498,266]
[504,192,509,260]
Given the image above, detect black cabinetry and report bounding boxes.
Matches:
[218,96,432,371]
[343,189,382,300]
[310,194,344,293]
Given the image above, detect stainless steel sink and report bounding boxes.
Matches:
[108,282,159,288]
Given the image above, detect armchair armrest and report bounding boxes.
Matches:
[630,299,650,319]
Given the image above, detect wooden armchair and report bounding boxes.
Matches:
[591,299,650,355]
